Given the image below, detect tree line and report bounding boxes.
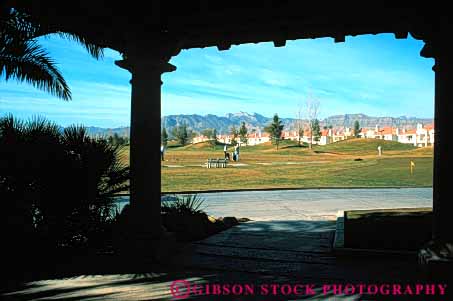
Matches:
[161,121,249,149]
[106,133,129,146]
[161,97,362,150]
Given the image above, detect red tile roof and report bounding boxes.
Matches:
[380,127,394,135]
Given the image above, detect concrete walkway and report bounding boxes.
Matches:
[174,220,423,282]
[4,220,434,300]
[3,188,438,300]
[116,188,432,220]
[3,220,431,300]
[197,188,432,221]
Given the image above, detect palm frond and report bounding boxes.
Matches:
[24,116,61,143]
[0,114,25,140]
[63,125,89,146]
[0,40,71,100]
[56,32,104,59]
[0,9,37,40]
[1,9,104,60]
[162,194,207,215]
[1,8,104,101]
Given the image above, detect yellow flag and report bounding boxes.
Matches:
[411,161,415,167]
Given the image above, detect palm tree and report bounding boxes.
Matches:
[0,9,103,100]
[0,115,130,250]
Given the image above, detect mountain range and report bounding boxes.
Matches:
[85,112,434,137]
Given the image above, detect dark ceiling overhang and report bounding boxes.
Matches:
[2,1,448,58]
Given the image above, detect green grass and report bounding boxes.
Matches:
[121,139,433,192]
[317,138,415,154]
[162,157,432,192]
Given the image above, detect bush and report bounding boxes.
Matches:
[161,194,209,241]
[0,115,130,253]
[161,194,207,215]
[160,195,240,241]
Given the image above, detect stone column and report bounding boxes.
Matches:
[116,56,176,238]
[432,42,453,242]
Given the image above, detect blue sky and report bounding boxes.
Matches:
[0,33,434,128]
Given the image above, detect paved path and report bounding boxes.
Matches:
[174,219,425,282]
[170,188,434,295]
[4,188,437,300]
[116,188,432,220]
[4,220,432,301]
[196,188,432,221]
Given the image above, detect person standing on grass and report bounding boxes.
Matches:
[377,145,382,156]
[236,143,240,161]
[224,144,228,159]
[161,144,166,161]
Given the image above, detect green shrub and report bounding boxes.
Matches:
[0,115,130,252]
[161,194,210,241]
[161,194,207,215]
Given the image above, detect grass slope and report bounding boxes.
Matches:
[120,139,433,192]
[316,138,415,154]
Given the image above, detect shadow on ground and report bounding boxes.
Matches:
[2,220,451,300]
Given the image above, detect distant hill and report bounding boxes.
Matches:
[162,112,294,135]
[85,112,433,137]
[322,114,433,129]
[85,126,130,137]
[162,112,433,134]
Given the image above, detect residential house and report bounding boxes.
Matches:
[192,135,210,144]
[191,123,434,148]
[282,130,299,141]
[380,127,398,142]
[246,132,270,146]
[319,129,333,145]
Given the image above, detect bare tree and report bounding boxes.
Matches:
[305,95,320,149]
[296,103,305,147]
